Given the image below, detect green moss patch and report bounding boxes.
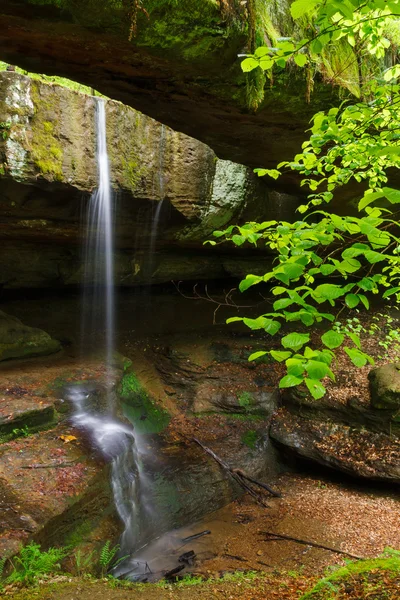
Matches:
[301,551,400,599]
[120,372,170,434]
[241,429,261,449]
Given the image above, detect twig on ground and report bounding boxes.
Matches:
[191,437,281,508]
[260,531,365,560]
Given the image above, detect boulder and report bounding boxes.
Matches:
[270,409,400,483]
[0,310,60,361]
[369,363,400,410]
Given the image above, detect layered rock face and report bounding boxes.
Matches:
[0,72,286,288]
[0,0,339,169]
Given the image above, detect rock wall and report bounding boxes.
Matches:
[0,0,339,169]
[0,72,287,288]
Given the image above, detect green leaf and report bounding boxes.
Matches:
[358,277,375,291]
[321,329,345,349]
[320,264,336,276]
[305,378,326,399]
[241,57,260,73]
[344,347,374,368]
[273,298,293,310]
[254,46,270,58]
[339,259,362,274]
[243,317,267,330]
[286,357,306,377]
[232,234,245,246]
[294,54,308,67]
[364,250,386,264]
[226,317,244,324]
[248,351,268,361]
[279,374,304,388]
[290,0,320,19]
[243,317,281,336]
[275,262,305,285]
[239,274,263,292]
[305,360,335,381]
[270,350,292,362]
[281,332,310,352]
[383,287,400,298]
[382,187,400,204]
[313,284,344,304]
[358,294,369,309]
[345,293,360,308]
[347,332,361,349]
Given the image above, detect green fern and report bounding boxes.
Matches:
[6,543,67,585]
[98,541,128,577]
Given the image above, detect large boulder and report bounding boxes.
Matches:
[0,310,60,361]
[369,363,400,410]
[270,409,400,483]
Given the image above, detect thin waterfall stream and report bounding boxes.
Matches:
[64,97,144,563]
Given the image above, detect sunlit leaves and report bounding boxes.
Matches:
[321,329,345,349]
[281,332,310,351]
[344,347,375,367]
[219,0,400,401]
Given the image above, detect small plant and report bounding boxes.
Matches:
[6,542,68,585]
[0,121,11,140]
[98,541,128,577]
[334,316,366,337]
[238,391,254,408]
[241,429,260,449]
[0,556,7,590]
[73,549,95,577]
[12,425,30,438]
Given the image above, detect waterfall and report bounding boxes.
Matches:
[67,97,141,558]
[82,98,114,375]
[148,124,166,277]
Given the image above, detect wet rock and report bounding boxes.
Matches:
[0,423,112,558]
[270,409,400,483]
[0,393,56,439]
[151,335,279,417]
[193,385,278,416]
[0,310,60,361]
[368,363,400,410]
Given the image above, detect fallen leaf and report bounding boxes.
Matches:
[59,435,77,443]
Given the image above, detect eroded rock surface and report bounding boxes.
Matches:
[0,310,60,361]
[0,71,281,288]
[0,0,338,168]
[369,363,400,411]
[271,408,400,483]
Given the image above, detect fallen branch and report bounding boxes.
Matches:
[233,469,281,498]
[260,531,365,560]
[21,461,78,469]
[222,554,248,562]
[191,438,281,508]
[182,530,211,543]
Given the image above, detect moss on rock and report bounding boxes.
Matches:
[30,83,64,181]
[120,371,170,434]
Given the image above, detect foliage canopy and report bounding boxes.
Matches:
[209,0,400,398]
